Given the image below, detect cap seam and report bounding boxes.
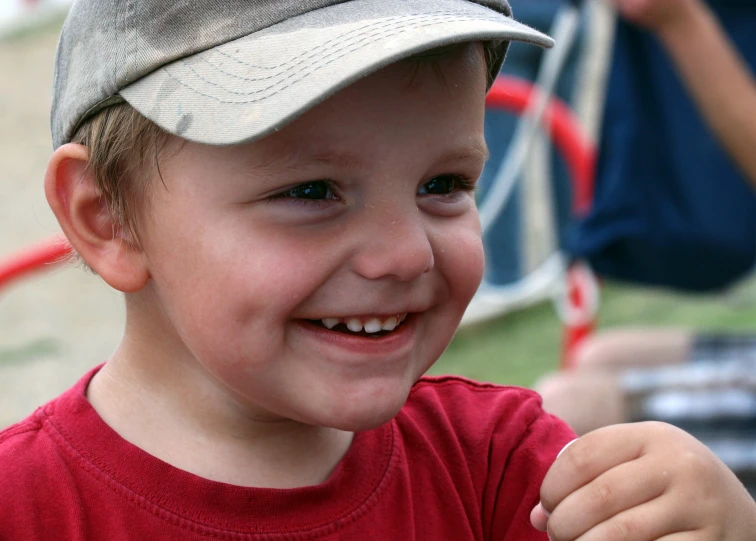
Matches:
[185,12,470,88]
[128,0,137,89]
[157,13,506,105]
[119,0,357,97]
[209,10,471,75]
[111,0,118,98]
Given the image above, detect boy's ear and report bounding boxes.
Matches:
[44,143,150,293]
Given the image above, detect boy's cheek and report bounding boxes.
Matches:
[444,229,485,304]
[468,246,486,297]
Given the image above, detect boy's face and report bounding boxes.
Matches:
[134,44,488,431]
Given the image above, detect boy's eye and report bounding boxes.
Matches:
[418,175,473,196]
[278,181,336,200]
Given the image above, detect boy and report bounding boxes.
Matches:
[1,0,755,539]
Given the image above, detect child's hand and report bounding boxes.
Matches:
[531,422,756,540]
[606,0,701,34]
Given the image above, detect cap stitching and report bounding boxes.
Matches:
[128,0,137,88]
[210,11,454,73]
[190,12,464,85]
[162,13,502,104]
[112,0,121,96]
[172,16,473,99]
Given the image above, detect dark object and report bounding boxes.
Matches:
[569,0,756,292]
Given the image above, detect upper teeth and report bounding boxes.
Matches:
[321,314,407,333]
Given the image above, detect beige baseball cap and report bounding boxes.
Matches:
[51,0,552,148]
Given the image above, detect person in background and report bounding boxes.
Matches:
[538,0,756,440]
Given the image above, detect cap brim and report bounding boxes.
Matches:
[120,0,553,146]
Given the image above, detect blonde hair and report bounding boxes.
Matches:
[408,41,501,87]
[71,103,171,244]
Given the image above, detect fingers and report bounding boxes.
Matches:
[532,439,578,531]
[547,453,668,539]
[538,422,736,541]
[563,494,701,541]
[546,453,670,540]
[652,534,709,541]
[540,424,658,513]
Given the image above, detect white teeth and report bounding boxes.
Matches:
[319,313,408,333]
[381,316,398,332]
[346,318,364,332]
[321,318,339,330]
[363,319,382,334]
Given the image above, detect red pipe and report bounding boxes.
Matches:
[0,237,72,292]
[485,76,596,216]
[485,77,599,368]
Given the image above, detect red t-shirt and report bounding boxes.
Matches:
[0,367,574,540]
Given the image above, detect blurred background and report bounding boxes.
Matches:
[1,0,125,428]
[3,0,756,461]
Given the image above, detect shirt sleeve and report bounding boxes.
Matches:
[484,393,576,540]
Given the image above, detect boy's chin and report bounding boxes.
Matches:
[313,389,413,433]
[330,408,403,433]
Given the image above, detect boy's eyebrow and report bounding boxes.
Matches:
[248,146,365,172]
[441,140,491,163]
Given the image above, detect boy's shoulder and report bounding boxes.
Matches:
[407,374,547,418]
[410,373,543,398]
[0,391,66,463]
[0,369,119,538]
[0,409,50,468]
[395,375,574,538]
[0,368,99,494]
[0,399,72,531]
[402,375,568,450]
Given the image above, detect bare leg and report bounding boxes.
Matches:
[535,370,625,435]
[534,328,695,435]
[573,328,694,371]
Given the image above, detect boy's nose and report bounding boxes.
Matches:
[351,212,435,282]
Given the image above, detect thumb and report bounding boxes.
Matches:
[530,502,549,532]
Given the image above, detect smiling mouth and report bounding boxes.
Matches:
[306,314,409,338]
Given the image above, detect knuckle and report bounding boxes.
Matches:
[588,479,615,511]
[639,420,683,442]
[673,447,715,483]
[606,515,641,541]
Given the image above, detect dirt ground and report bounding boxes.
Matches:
[0,27,125,429]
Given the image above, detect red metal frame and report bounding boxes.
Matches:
[486,75,596,216]
[0,237,72,292]
[0,76,598,366]
[484,76,599,367]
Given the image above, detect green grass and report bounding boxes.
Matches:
[0,338,60,366]
[431,280,756,388]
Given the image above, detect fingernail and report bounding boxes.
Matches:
[557,438,578,458]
